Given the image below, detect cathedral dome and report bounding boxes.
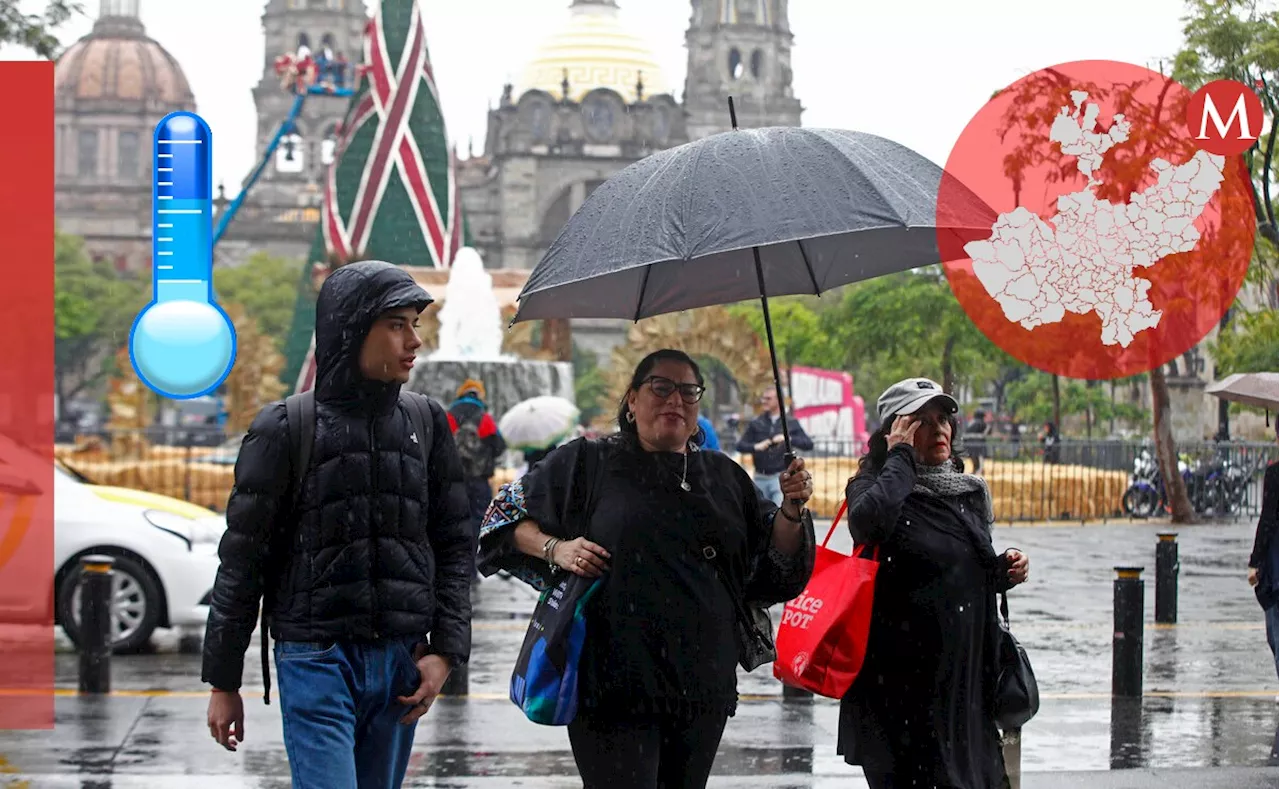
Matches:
[54,0,194,108]
[516,0,670,103]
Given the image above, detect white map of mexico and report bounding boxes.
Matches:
[964,91,1226,348]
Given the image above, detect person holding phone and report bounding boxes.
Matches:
[838,377,1030,789]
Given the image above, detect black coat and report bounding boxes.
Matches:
[838,444,1011,788]
[1250,461,1278,609]
[201,261,475,694]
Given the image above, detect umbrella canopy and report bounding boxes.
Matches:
[512,126,995,323]
[498,396,581,453]
[1206,372,1280,411]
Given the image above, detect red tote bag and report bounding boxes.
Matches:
[773,499,879,699]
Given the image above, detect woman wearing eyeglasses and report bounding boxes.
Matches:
[477,348,816,789]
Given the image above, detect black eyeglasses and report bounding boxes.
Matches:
[642,375,706,404]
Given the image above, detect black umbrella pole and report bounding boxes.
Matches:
[752,247,795,467]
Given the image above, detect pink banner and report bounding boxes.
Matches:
[789,366,867,450]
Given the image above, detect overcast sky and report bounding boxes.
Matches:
[2,0,1197,191]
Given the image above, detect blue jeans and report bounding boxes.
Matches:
[275,636,423,788]
[754,472,783,506]
[1266,603,1278,676]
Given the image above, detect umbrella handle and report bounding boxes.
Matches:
[783,449,805,512]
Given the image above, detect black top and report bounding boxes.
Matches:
[1250,461,1278,609]
[838,444,1011,788]
[735,412,815,475]
[480,436,814,718]
[201,262,475,694]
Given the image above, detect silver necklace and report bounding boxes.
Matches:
[656,450,692,491]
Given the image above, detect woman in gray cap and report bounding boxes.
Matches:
[837,377,1030,789]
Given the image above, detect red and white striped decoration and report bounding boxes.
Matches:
[320,1,459,269]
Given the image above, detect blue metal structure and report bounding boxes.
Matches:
[212,82,355,248]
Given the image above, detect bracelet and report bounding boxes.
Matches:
[542,536,561,570]
[777,506,805,523]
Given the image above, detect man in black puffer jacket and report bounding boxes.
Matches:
[201,260,474,788]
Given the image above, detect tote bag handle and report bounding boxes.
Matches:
[823,498,879,561]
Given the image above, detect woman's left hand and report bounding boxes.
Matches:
[1005,549,1030,586]
[779,457,813,518]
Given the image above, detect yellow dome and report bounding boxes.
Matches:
[517,0,669,104]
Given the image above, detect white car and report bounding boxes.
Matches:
[47,462,226,652]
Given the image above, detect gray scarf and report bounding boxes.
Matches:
[913,461,995,526]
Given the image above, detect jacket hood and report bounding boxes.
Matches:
[314,260,433,410]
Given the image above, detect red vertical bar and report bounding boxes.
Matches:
[0,61,55,729]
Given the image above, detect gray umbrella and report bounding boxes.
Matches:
[1206,372,1280,411]
[513,126,995,322]
[513,103,994,459]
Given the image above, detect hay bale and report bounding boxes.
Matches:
[485,450,1129,523]
[984,460,1128,521]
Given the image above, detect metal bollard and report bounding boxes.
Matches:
[1155,533,1179,624]
[782,682,813,702]
[78,554,115,694]
[1112,566,1144,698]
[441,662,468,697]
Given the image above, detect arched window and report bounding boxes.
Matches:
[296,32,311,58]
[728,48,743,81]
[276,133,305,173]
[750,49,764,80]
[321,123,340,165]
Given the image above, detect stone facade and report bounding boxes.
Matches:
[457,0,804,367]
[55,0,808,368]
[683,0,803,139]
[53,0,196,272]
[215,0,369,267]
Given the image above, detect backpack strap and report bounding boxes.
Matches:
[399,390,433,472]
[263,391,315,706]
[562,438,603,541]
[285,391,316,509]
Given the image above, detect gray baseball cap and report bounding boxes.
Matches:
[876,378,959,425]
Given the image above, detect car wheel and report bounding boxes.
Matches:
[59,553,162,654]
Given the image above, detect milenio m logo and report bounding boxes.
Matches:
[1186,79,1266,156]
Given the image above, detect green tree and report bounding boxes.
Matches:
[1209,308,1280,374]
[0,0,82,57]
[54,229,148,418]
[1173,0,1279,248]
[726,296,842,371]
[816,268,1010,403]
[1004,371,1149,435]
[1172,0,1280,439]
[213,253,306,354]
[572,344,610,427]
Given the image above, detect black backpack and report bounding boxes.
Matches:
[452,416,491,479]
[256,388,434,705]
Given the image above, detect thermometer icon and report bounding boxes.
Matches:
[129,112,236,400]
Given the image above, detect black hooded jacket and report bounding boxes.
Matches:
[201,261,475,694]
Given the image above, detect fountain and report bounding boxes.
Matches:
[408,247,574,421]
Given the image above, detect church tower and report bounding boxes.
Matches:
[248,0,368,209]
[681,0,802,140]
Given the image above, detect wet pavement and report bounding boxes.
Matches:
[0,520,1276,786]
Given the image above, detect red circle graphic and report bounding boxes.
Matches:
[1185,79,1266,157]
[937,60,1256,380]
